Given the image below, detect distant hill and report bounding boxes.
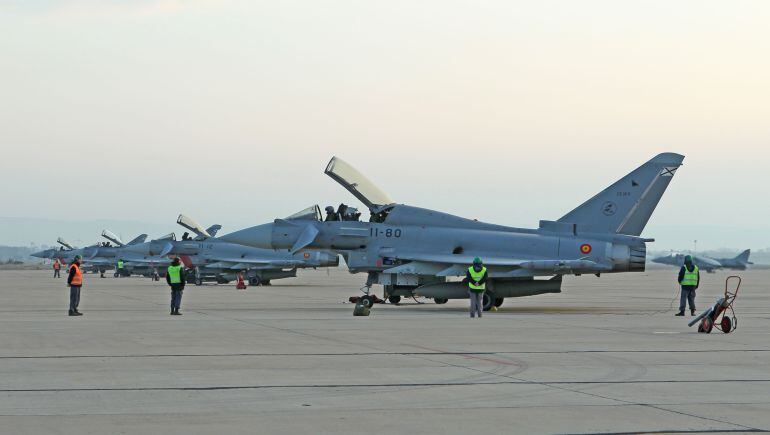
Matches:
[0,245,42,263]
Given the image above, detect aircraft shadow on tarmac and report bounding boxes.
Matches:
[380,303,633,314]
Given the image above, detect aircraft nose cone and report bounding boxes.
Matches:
[219,223,274,249]
[30,250,48,259]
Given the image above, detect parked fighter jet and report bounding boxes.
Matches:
[652,250,752,273]
[221,153,684,311]
[123,215,339,285]
[31,234,166,277]
[31,238,84,264]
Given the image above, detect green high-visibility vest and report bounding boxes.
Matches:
[468,266,487,292]
[681,265,699,286]
[117,260,124,269]
[167,264,183,284]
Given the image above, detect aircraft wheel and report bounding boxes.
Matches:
[388,295,401,304]
[195,277,203,286]
[262,280,271,286]
[434,298,448,305]
[721,316,733,333]
[494,298,504,308]
[482,293,495,312]
[249,277,261,286]
[360,295,375,308]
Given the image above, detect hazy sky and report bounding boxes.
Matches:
[1,0,769,250]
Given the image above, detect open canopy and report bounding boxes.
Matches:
[324,157,394,212]
[101,230,125,246]
[177,214,211,239]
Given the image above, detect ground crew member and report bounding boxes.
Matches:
[67,255,83,316]
[676,255,700,316]
[53,259,61,278]
[166,257,186,315]
[465,257,488,318]
[117,259,125,277]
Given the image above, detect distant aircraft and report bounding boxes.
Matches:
[122,214,339,285]
[221,153,684,310]
[651,250,752,273]
[31,234,168,277]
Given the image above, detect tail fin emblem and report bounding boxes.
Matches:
[660,167,678,177]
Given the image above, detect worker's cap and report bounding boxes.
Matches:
[684,255,693,263]
[473,257,482,265]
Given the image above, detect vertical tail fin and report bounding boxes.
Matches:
[734,249,751,263]
[558,153,685,236]
[206,225,222,237]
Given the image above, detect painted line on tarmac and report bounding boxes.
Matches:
[3,378,770,393]
[561,430,769,434]
[1,349,768,359]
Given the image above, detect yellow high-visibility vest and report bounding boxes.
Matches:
[167,265,183,284]
[468,266,487,292]
[681,265,699,286]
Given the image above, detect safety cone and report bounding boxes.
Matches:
[235,273,247,290]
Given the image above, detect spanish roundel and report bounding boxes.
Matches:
[303,252,310,259]
[580,244,592,255]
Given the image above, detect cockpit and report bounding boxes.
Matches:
[285,157,397,224]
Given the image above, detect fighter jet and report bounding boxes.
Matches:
[220,153,684,310]
[123,214,339,285]
[31,238,85,264]
[652,250,753,273]
[92,230,171,277]
[31,234,166,277]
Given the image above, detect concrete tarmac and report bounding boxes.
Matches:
[1,268,769,434]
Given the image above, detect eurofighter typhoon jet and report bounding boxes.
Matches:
[123,214,339,285]
[221,153,684,311]
[31,234,156,276]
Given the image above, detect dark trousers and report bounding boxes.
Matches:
[469,290,484,318]
[69,286,81,312]
[679,287,696,312]
[170,285,184,310]
[54,269,60,278]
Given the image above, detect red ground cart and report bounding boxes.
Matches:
[688,276,741,334]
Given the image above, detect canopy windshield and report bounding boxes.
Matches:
[101,230,125,246]
[324,157,394,211]
[177,214,211,238]
[285,205,322,221]
[57,237,74,250]
[156,232,176,241]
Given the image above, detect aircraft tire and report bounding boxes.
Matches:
[195,277,203,286]
[388,295,401,304]
[434,298,448,305]
[482,293,495,312]
[360,295,375,308]
[249,277,261,286]
[494,298,504,308]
